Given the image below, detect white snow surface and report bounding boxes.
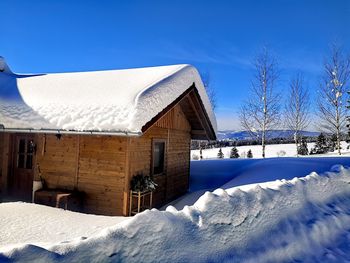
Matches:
[0,203,128,250]
[192,141,350,159]
[1,165,350,262]
[0,59,216,134]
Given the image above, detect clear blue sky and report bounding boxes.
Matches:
[1,0,349,130]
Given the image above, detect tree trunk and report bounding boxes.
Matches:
[336,104,341,155]
[336,129,341,155]
[262,130,266,158]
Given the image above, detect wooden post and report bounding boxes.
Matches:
[150,191,153,209]
[137,191,141,213]
[129,190,132,216]
[1,133,11,196]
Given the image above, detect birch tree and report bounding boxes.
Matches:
[317,45,350,155]
[240,48,280,158]
[201,72,217,112]
[285,74,310,155]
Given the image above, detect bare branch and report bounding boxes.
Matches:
[317,44,350,155]
[284,73,310,155]
[201,72,217,112]
[239,47,281,158]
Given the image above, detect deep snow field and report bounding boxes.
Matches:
[1,156,350,262]
[191,141,350,159]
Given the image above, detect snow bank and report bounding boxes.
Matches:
[2,166,350,262]
[0,60,216,134]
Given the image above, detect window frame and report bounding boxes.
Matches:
[16,136,35,170]
[151,139,166,176]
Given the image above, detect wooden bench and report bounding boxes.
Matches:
[34,189,84,211]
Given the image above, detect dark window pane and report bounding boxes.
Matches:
[18,139,25,153]
[26,155,33,169]
[153,142,165,174]
[18,154,25,168]
[27,140,35,154]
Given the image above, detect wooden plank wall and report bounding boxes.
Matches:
[35,134,127,216]
[166,129,191,201]
[127,104,191,209]
[78,136,126,215]
[35,134,77,189]
[0,133,11,196]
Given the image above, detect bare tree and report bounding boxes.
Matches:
[240,48,280,158]
[285,74,310,155]
[201,72,217,112]
[317,45,350,155]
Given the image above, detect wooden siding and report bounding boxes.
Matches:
[34,134,127,216]
[0,133,11,196]
[77,136,126,215]
[127,104,191,210]
[35,134,77,189]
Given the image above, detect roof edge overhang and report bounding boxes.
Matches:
[141,83,217,141]
[0,127,142,137]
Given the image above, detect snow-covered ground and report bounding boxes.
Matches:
[1,158,350,262]
[0,203,128,250]
[191,141,350,159]
[167,157,350,210]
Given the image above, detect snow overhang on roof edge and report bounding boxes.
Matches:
[132,64,217,137]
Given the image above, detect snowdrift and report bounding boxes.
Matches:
[1,166,350,262]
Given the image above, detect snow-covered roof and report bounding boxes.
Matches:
[0,57,217,137]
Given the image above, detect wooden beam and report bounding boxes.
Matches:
[189,90,216,140]
[186,92,209,140]
[191,130,206,135]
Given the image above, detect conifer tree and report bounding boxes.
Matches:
[297,137,309,155]
[230,147,240,158]
[328,134,337,152]
[247,149,253,158]
[217,148,224,159]
[311,133,328,154]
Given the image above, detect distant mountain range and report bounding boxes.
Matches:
[217,130,320,141]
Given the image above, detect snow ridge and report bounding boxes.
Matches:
[1,166,350,262]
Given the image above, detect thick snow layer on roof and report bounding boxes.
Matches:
[1,164,350,262]
[0,59,217,135]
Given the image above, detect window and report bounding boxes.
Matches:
[17,138,35,169]
[152,140,165,175]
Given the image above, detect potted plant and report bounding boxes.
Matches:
[130,173,157,192]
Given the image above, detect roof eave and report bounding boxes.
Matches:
[0,127,142,137]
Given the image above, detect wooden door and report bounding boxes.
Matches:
[11,134,35,201]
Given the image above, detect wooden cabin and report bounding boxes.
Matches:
[0,58,216,216]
